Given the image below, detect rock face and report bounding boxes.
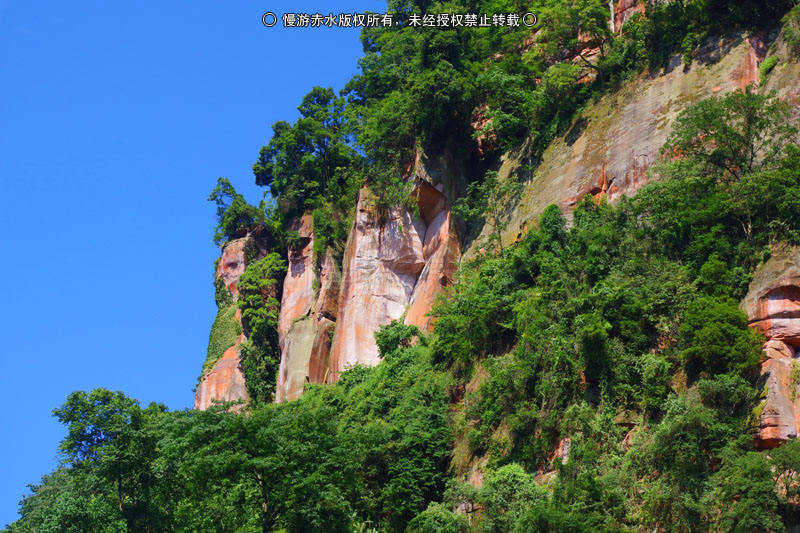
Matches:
[329,182,459,381]
[613,0,645,33]
[329,189,427,378]
[194,330,248,411]
[742,247,800,449]
[275,216,342,402]
[469,32,777,255]
[405,182,461,332]
[215,237,250,298]
[195,236,259,410]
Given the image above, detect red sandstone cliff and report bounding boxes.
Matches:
[197,25,800,412]
[275,216,341,402]
[742,247,800,449]
[195,234,266,410]
[328,180,460,381]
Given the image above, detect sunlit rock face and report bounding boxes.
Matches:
[329,188,427,379]
[215,236,250,298]
[472,32,776,255]
[277,216,315,345]
[405,181,460,333]
[329,182,460,381]
[742,247,800,449]
[196,236,259,410]
[275,180,460,394]
[275,217,342,402]
[194,330,249,411]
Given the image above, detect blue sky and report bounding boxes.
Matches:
[0,1,382,525]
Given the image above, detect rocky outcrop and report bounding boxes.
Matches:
[273,186,457,396]
[329,189,427,378]
[329,182,460,381]
[468,32,779,256]
[215,237,250,298]
[275,217,342,402]
[194,330,248,411]
[196,235,261,410]
[470,105,500,159]
[613,0,645,33]
[743,247,800,449]
[277,216,315,344]
[405,182,460,332]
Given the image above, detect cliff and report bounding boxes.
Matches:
[742,247,800,448]
[466,30,776,255]
[328,181,460,380]
[199,24,800,410]
[274,216,341,401]
[195,233,266,410]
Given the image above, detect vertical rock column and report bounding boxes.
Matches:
[329,182,460,381]
[742,247,800,448]
[275,216,341,402]
[405,181,460,332]
[329,188,428,380]
[195,236,255,410]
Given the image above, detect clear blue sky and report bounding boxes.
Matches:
[0,1,382,525]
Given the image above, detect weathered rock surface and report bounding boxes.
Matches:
[194,332,249,411]
[329,189,427,379]
[329,182,460,380]
[743,247,800,348]
[405,182,460,332]
[468,32,779,256]
[613,0,645,33]
[196,234,265,410]
[470,105,500,159]
[215,236,251,298]
[277,216,315,344]
[275,217,342,402]
[743,247,800,448]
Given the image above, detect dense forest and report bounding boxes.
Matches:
[8,0,800,531]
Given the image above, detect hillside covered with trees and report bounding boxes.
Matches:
[7,0,800,531]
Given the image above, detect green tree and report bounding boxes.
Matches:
[208,177,267,245]
[537,0,613,82]
[52,389,169,532]
[680,296,763,377]
[704,451,785,532]
[479,463,547,533]
[454,170,522,253]
[406,502,468,533]
[660,87,797,182]
[164,403,355,533]
[253,86,359,218]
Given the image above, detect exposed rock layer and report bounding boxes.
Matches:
[275,217,342,402]
[329,182,459,381]
[469,32,776,256]
[194,331,248,411]
[613,0,645,33]
[743,247,800,448]
[196,236,258,410]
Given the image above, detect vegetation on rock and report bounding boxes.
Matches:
[8,1,800,532]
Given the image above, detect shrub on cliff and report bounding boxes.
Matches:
[680,295,763,378]
[237,252,285,405]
